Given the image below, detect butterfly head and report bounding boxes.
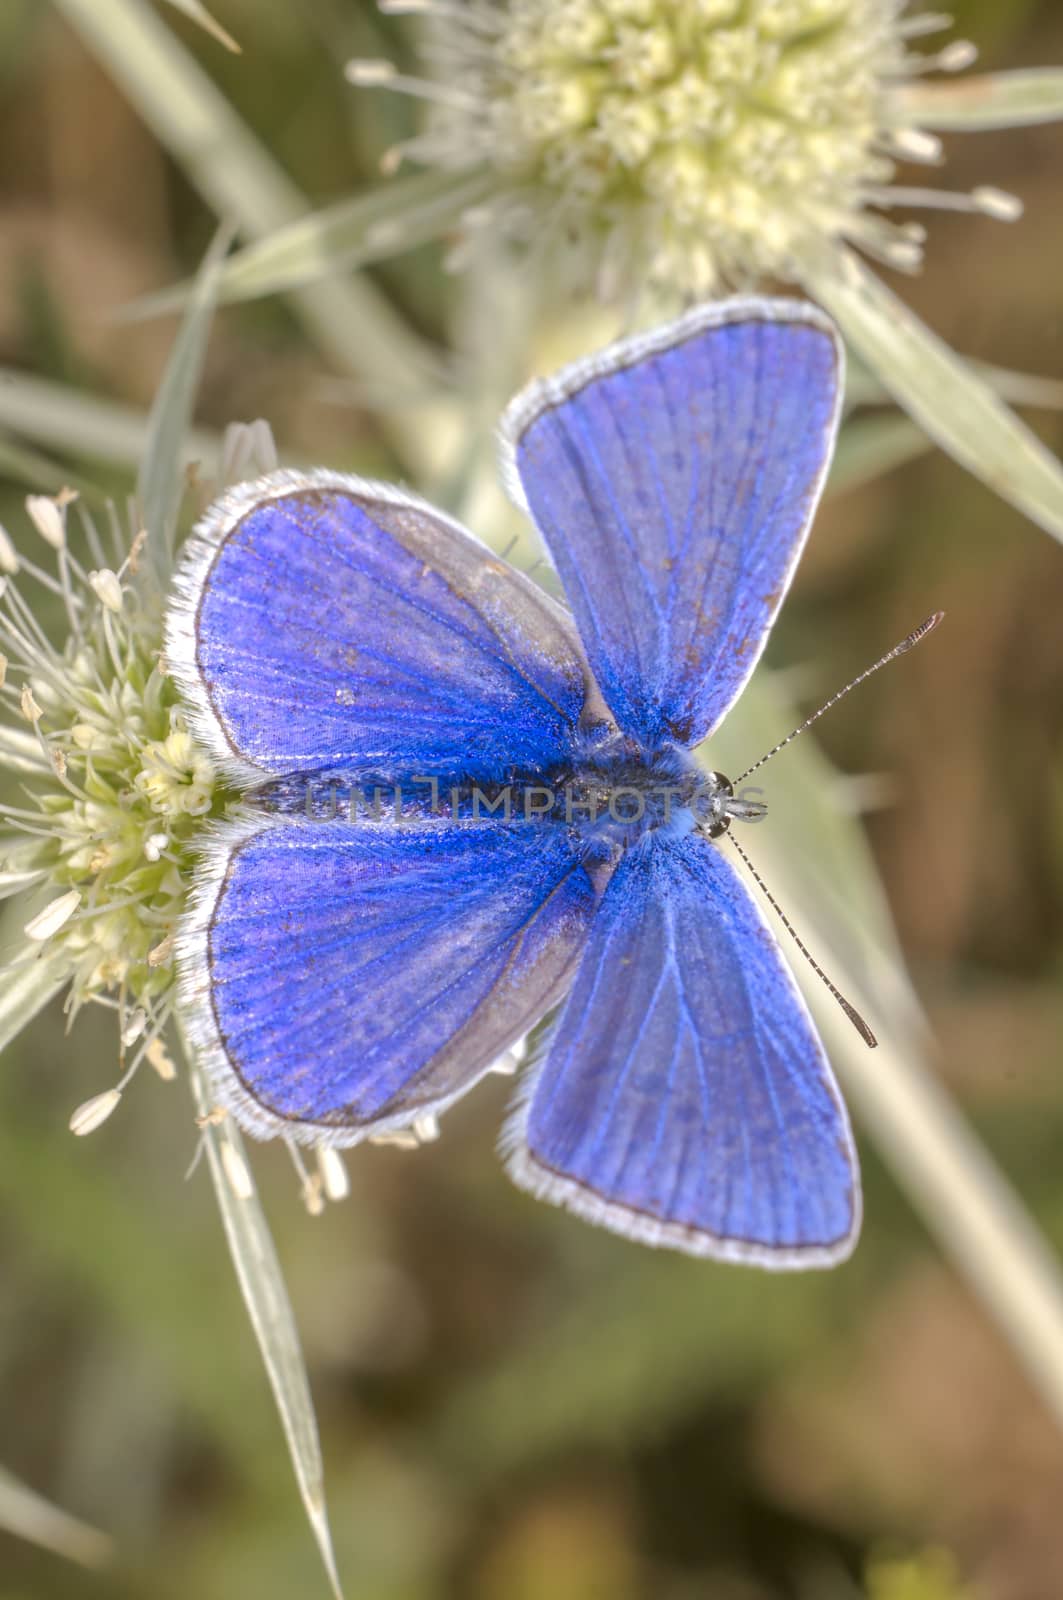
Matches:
[700,772,770,839]
[549,730,769,868]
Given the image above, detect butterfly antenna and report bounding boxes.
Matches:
[734,611,944,786]
[724,830,878,1049]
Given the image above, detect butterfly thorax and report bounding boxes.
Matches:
[544,726,734,864]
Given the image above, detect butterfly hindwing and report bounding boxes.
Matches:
[505,832,861,1267]
[166,469,588,785]
[180,817,596,1144]
[501,299,843,749]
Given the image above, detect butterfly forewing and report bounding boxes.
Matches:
[166,469,589,786]
[501,299,843,749]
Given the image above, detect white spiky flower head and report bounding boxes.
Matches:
[0,498,215,1091]
[356,0,1014,295]
[350,0,1063,540]
[0,427,277,1123]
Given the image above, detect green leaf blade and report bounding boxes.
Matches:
[189,1056,344,1600]
[136,224,231,583]
[805,246,1063,542]
[897,68,1063,129]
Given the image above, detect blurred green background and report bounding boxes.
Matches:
[1,2,1063,1597]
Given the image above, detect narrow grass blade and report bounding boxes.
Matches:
[897,68,1063,128]
[805,246,1063,542]
[829,413,930,495]
[0,368,223,478]
[0,1464,112,1568]
[0,955,65,1053]
[55,0,449,477]
[845,354,1063,412]
[137,225,231,584]
[160,0,240,52]
[123,167,495,319]
[0,432,73,494]
[188,1052,344,1600]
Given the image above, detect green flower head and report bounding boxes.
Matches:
[355,0,1014,295]
[0,494,219,1089]
[347,0,1063,541]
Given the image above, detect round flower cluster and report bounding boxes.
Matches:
[367,0,979,295]
[0,495,219,1022]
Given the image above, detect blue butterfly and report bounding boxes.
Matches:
[167,297,861,1269]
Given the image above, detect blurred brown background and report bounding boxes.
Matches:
[1,2,1062,1597]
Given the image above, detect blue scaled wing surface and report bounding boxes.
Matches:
[505,834,861,1267]
[180,818,595,1144]
[167,471,596,1143]
[501,298,843,749]
[165,468,588,785]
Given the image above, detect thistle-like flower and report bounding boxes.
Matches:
[359,0,1000,294]
[0,491,219,1118]
[348,0,1063,539]
[0,429,284,1127]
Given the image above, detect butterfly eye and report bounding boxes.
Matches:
[701,771,734,838]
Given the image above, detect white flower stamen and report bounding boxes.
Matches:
[148,934,176,969]
[346,56,479,111]
[346,57,398,86]
[883,126,944,162]
[866,184,1023,221]
[20,685,43,723]
[369,1126,422,1150]
[302,1174,326,1216]
[972,185,1024,222]
[25,889,81,941]
[25,495,66,551]
[317,1145,350,1201]
[69,1088,122,1135]
[896,12,954,39]
[935,39,978,72]
[89,569,124,613]
[146,1037,176,1080]
[0,525,18,575]
[121,1007,148,1049]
